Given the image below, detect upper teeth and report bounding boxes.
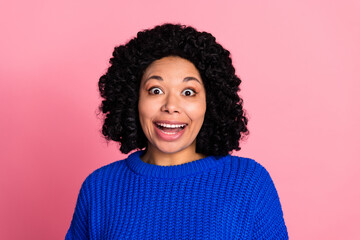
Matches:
[156,123,186,128]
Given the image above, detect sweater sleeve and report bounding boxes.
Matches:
[65,175,91,240]
[252,166,289,240]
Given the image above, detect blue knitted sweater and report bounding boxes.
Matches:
[66,150,288,239]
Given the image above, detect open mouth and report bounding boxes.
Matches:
[154,122,187,134]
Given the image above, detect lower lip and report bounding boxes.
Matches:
[153,123,186,141]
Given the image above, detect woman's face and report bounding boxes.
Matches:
[138,56,206,155]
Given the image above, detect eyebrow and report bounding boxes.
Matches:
[144,75,202,84]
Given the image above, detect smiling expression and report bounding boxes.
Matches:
[138,56,207,155]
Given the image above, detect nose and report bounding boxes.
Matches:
[161,92,180,114]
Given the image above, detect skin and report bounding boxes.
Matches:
[138,56,207,166]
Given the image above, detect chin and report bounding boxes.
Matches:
[153,141,191,154]
[156,145,186,154]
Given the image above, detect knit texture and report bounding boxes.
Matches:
[65,150,288,239]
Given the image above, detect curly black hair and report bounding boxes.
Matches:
[98,23,249,156]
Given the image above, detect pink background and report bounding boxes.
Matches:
[1,0,359,239]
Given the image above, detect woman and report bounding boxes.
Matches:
[66,23,289,239]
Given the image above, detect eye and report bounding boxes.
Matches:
[148,87,164,95]
[182,88,196,96]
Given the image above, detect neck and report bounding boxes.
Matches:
[140,143,207,166]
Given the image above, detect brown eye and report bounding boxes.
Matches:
[182,89,196,96]
[149,87,163,95]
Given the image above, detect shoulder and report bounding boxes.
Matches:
[81,155,128,187]
[225,154,271,177]
[228,154,283,198]
[224,154,277,191]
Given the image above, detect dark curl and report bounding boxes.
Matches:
[98,23,249,156]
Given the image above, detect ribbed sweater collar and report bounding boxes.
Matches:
[126,150,229,179]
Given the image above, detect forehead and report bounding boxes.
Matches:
[142,56,202,81]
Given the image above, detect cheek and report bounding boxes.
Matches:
[185,100,206,123]
[138,95,159,125]
[139,103,150,121]
[138,96,150,124]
